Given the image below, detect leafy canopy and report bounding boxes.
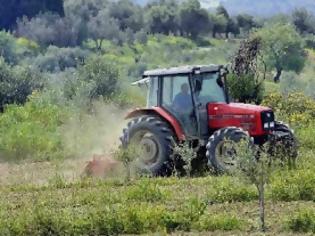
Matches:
[255,23,306,81]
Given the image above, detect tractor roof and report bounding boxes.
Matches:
[142,64,222,77]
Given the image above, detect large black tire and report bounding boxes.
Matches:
[270,121,298,166]
[206,127,252,173]
[120,115,175,176]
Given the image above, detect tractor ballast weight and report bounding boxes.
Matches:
[121,65,297,175]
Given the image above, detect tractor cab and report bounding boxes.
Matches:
[134,65,229,140]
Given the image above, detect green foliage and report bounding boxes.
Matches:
[255,23,306,82]
[286,208,315,233]
[114,144,141,181]
[173,142,197,177]
[270,169,315,201]
[207,177,257,203]
[196,214,243,231]
[262,92,315,126]
[227,73,264,103]
[292,8,315,34]
[0,58,43,109]
[0,31,18,64]
[211,14,228,37]
[125,179,166,202]
[0,93,68,161]
[33,46,89,72]
[237,14,256,34]
[179,0,210,39]
[109,0,144,32]
[78,55,120,99]
[146,2,179,35]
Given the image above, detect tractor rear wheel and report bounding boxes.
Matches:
[206,127,252,173]
[120,115,175,176]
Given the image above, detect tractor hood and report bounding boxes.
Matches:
[208,102,274,136]
[208,102,272,115]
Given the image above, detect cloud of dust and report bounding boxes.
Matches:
[0,101,130,185]
[60,101,129,160]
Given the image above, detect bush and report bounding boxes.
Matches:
[196,214,243,231]
[16,13,82,47]
[286,208,315,233]
[207,177,257,203]
[0,31,18,64]
[0,58,43,110]
[0,93,68,161]
[33,46,89,72]
[78,55,120,99]
[125,179,166,202]
[262,92,315,126]
[227,73,264,104]
[270,169,315,201]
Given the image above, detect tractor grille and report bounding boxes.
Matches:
[261,111,275,131]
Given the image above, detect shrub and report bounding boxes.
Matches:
[196,214,243,231]
[262,92,315,126]
[227,73,264,104]
[270,169,315,201]
[125,179,166,202]
[207,177,257,203]
[33,46,89,72]
[286,208,315,233]
[173,142,197,177]
[296,123,315,149]
[16,13,82,47]
[0,58,43,110]
[79,55,120,99]
[0,31,18,64]
[0,93,68,161]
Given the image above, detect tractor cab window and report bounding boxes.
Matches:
[147,77,158,107]
[194,72,226,105]
[162,75,197,137]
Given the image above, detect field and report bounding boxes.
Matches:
[0,145,314,235]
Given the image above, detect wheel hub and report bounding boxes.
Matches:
[139,134,158,164]
[216,140,238,170]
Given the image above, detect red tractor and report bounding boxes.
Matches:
[120,65,297,175]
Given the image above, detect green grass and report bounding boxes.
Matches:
[286,208,315,233]
[0,149,315,235]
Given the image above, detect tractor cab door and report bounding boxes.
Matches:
[193,72,227,138]
[161,75,198,138]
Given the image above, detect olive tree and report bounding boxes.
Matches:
[179,0,210,39]
[255,23,306,82]
[79,55,120,99]
[0,58,42,110]
[233,141,276,232]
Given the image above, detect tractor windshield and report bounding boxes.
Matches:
[194,72,226,105]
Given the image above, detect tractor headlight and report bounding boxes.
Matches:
[270,122,275,128]
[264,123,269,129]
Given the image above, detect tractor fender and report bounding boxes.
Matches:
[125,107,185,141]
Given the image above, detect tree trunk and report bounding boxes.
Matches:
[258,183,266,232]
[273,68,282,83]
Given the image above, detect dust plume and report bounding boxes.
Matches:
[61,101,128,160]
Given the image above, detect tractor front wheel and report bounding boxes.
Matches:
[269,121,298,167]
[120,116,175,176]
[206,127,252,173]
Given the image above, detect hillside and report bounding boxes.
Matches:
[220,0,315,16]
[134,0,315,16]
